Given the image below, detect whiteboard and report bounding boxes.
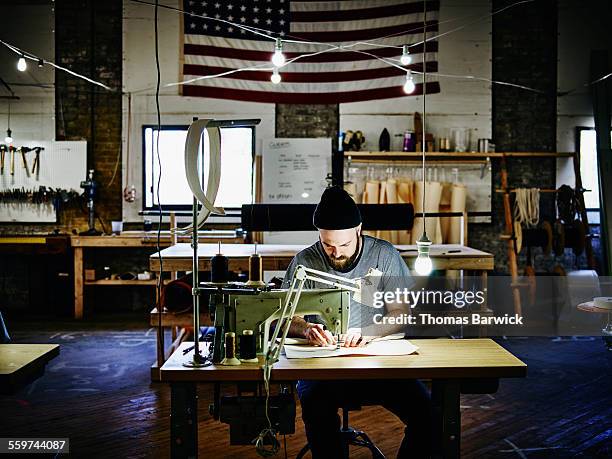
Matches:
[262,138,331,244]
[0,140,87,222]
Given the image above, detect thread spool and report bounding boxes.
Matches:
[210,242,229,284]
[239,330,258,363]
[221,332,241,366]
[246,253,266,287]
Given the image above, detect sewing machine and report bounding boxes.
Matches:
[208,287,350,362]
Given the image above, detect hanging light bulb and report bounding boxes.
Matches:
[271,38,285,67]
[270,67,281,84]
[400,45,412,66]
[414,233,433,275]
[403,70,416,94]
[17,55,27,72]
[413,0,432,278]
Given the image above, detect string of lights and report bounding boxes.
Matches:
[1,1,610,99]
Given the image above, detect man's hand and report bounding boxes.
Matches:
[339,333,375,347]
[304,323,336,346]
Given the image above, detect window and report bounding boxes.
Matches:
[577,127,612,225]
[143,122,257,212]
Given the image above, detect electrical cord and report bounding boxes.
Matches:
[154,0,164,336]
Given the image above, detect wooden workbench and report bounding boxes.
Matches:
[149,243,494,272]
[0,344,60,394]
[70,232,243,319]
[161,338,526,458]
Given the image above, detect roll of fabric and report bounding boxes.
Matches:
[378,180,399,244]
[396,180,413,244]
[362,181,380,237]
[439,182,454,242]
[344,182,357,200]
[448,184,467,244]
[411,181,442,244]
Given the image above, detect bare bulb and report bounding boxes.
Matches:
[17,56,27,72]
[271,38,285,67]
[403,71,416,94]
[414,235,433,275]
[414,253,433,275]
[5,129,13,144]
[271,68,281,84]
[400,45,412,66]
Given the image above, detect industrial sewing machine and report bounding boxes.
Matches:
[207,287,351,363]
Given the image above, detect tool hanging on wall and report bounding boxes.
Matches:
[19,147,29,177]
[0,144,5,174]
[30,147,42,177]
[10,145,15,175]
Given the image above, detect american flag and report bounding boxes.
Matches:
[182,0,441,104]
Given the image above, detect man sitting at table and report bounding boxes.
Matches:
[283,186,432,458]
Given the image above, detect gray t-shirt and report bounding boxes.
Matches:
[282,235,414,329]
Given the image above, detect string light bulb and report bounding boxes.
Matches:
[17,55,27,72]
[270,67,281,84]
[414,233,433,275]
[271,38,285,67]
[400,45,412,66]
[403,70,416,94]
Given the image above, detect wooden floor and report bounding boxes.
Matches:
[0,314,610,458]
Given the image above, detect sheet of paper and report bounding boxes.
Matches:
[283,339,419,359]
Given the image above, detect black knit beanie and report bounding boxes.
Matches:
[313,186,361,230]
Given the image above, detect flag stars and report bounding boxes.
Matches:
[253,7,259,12]
[202,23,208,30]
[227,4,233,10]
[201,1,207,6]
[228,15,233,21]
[266,7,272,13]
[279,9,285,14]
[240,16,246,22]
[253,17,259,23]
[214,2,220,8]
[190,22,196,28]
[240,5,246,11]
[266,18,272,25]
[214,13,220,18]
[215,24,221,30]
[279,19,285,25]
[228,26,234,32]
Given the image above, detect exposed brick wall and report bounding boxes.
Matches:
[0,0,122,235]
[55,0,123,232]
[276,104,339,138]
[469,0,559,273]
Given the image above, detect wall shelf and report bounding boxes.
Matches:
[345,151,575,160]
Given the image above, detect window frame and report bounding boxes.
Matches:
[141,123,257,213]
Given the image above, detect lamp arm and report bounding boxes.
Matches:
[266,264,359,364]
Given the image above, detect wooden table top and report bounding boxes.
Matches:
[150,243,494,272]
[71,231,243,248]
[160,339,526,382]
[0,344,60,392]
[152,243,493,260]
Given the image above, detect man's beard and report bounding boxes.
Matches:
[327,238,361,271]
